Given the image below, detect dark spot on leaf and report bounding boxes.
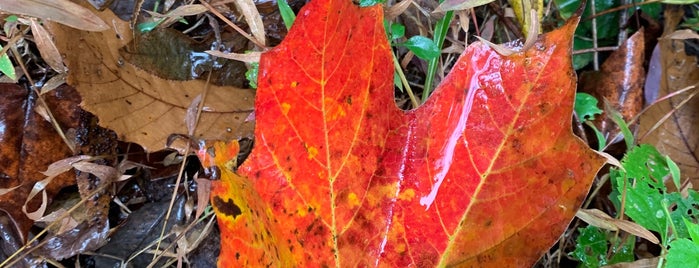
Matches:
[235,252,240,260]
[213,196,242,218]
[125,99,132,105]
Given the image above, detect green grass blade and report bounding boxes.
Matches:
[278,0,296,30]
[422,10,453,103]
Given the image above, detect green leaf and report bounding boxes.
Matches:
[402,36,440,60]
[138,19,164,33]
[608,235,635,264]
[684,218,699,243]
[390,23,405,41]
[357,0,385,7]
[666,239,699,267]
[4,15,18,22]
[623,145,668,187]
[666,155,682,190]
[246,62,259,89]
[575,93,603,122]
[422,9,453,101]
[609,109,634,150]
[0,44,16,80]
[277,0,296,30]
[571,226,608,268]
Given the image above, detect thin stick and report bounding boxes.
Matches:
[393,53,419,109]
[590,0,599,70]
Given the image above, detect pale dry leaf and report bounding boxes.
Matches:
[0,0,108,31]
[385,0,412,21]
[46,4,256,152]
[186,94,203,136]
[0,185,21,196]
[40,73,67,95]
[602,257,659,268]
[34,104,51,122]
[666,29,699,40]
[72,162,118,181]
[434,0,495,13]
[146,4,208,18]
[29,18,67,73]
[42,155,91,177]
[576,209,659,244]
[23,182,49,220]
[205,50,261,63]
[232,0,266,47]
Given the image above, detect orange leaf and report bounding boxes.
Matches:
[202,0,605,266]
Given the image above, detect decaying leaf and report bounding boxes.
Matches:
[639,8,699,183]
[198,0,604,266]
[47,3,256,152]
[0,84,80,241]
[581,29,645,146]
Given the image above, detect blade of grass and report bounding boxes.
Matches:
[278,0,296,30]
[422,10,453,103]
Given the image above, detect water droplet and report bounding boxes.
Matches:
[655,210,663,218]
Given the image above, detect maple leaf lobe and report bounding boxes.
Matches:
[207,0,604,267]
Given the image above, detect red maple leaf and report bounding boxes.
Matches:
[197,0,605,266]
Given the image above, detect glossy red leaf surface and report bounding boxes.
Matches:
[198,0,605,266]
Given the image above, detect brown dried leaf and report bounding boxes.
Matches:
[47,4,255,152]
[29,18,67,73]
[0,0,108,31]
[639,25,699,182]
[581,29,645,145]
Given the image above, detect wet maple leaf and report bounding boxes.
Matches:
[197,0,605,266]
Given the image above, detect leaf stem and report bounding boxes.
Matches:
[422,10,454,103]
[393,53,419,108]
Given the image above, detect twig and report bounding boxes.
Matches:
[572,46,619,55]
[590,0,599,70]
[393,53,419,109]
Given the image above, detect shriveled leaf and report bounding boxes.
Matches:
[199,0,604,266]
[47,4,256,152]
[0,0,108,31]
